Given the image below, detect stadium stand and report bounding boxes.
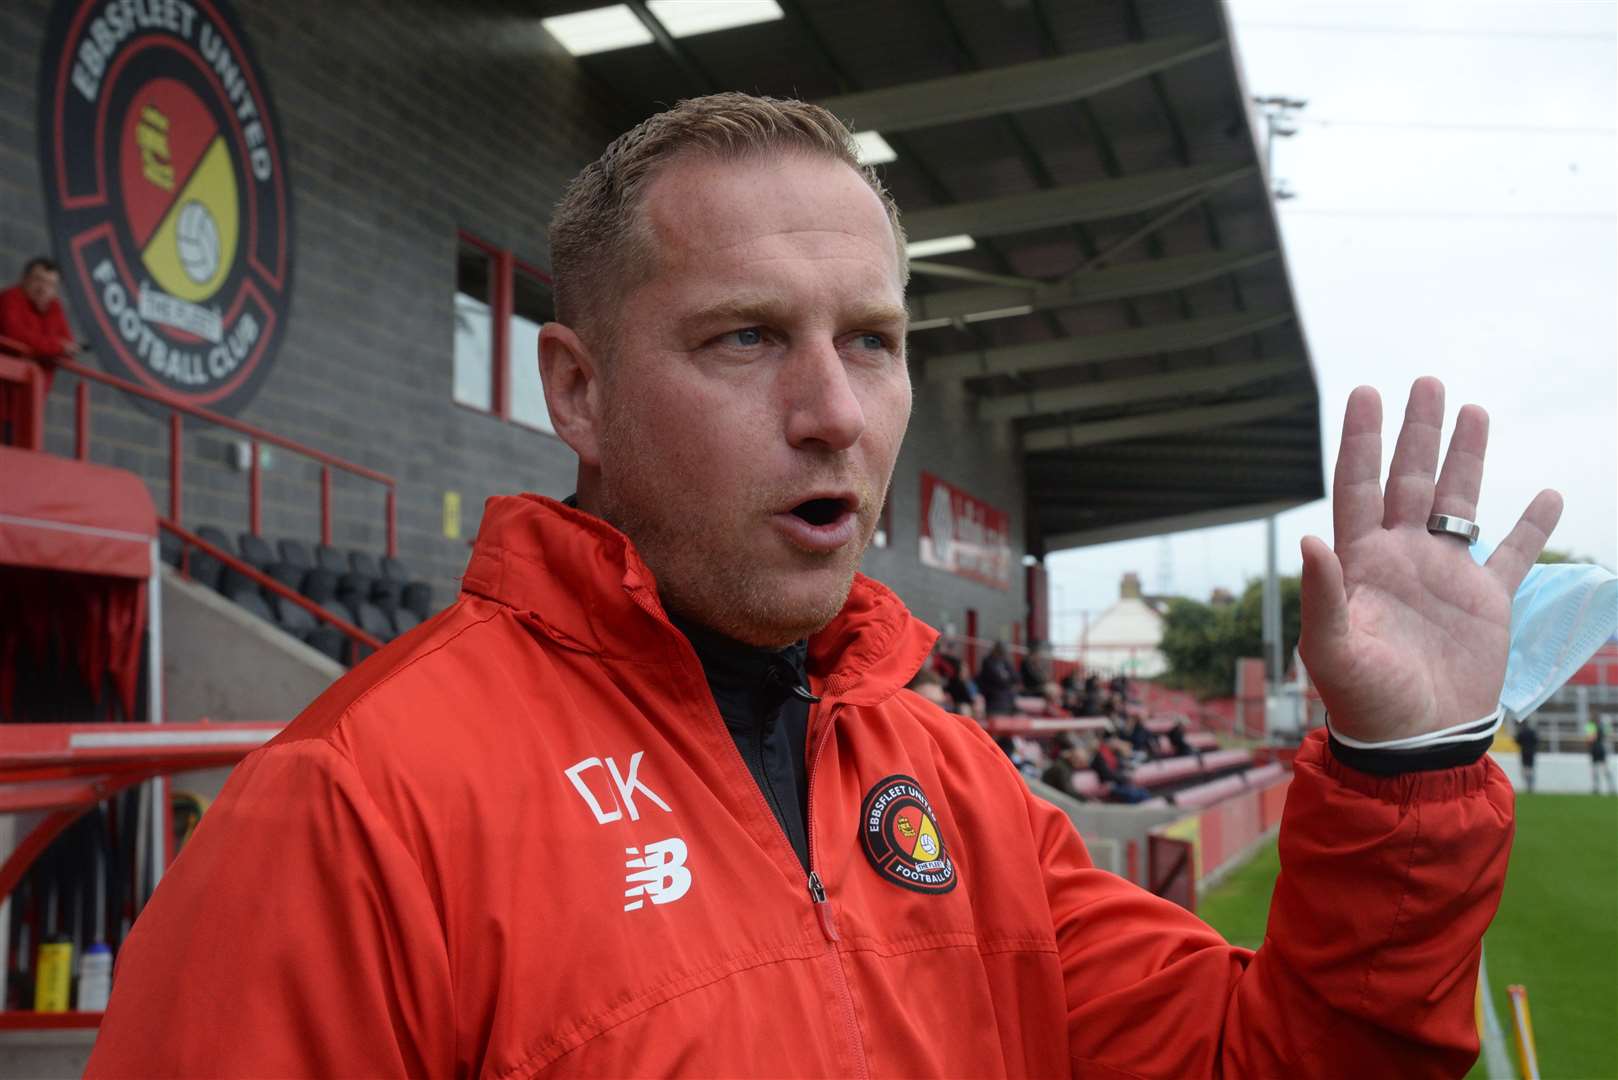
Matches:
[990,670,1258,807]
[164,527,436,659]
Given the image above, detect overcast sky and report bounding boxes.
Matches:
[1045,0,1617,644]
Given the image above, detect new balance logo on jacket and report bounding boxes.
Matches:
[623,839,692,911]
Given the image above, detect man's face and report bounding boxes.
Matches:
[595,151,912,647]
[22,268,60,311]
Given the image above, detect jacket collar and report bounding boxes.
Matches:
[670,611,810,700]
[460,494,936,707]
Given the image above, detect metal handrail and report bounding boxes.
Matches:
[0,338,397,554]
[56,358,395,484]
[163,520,385,662]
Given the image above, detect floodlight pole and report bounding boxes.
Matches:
[1254,95,1307,202]
[1264,516,1282,686]
[1251,94,1305,692]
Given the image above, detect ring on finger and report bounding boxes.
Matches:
[1426,513,1480,544]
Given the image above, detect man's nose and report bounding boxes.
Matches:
[783,339,866,452]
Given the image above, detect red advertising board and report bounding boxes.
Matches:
[919,472,1012,590]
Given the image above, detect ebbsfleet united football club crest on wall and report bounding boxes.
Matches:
[38,0,293,415]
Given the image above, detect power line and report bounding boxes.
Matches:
[1307,118,1616,137]
[1237,22,1614,42]
[1279,207,1616,220]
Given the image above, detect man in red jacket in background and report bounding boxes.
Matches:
[90,94,1564,1078]
[0,257,80,446]
[0,256,80,379]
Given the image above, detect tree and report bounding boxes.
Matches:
[1536,547,1602,566]
[1159,577,1301,697]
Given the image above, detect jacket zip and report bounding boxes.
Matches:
[805,703,871,1079]
[752,715,794,854]
[630,588,870,1077]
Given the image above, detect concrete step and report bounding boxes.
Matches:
[159,565,344,801]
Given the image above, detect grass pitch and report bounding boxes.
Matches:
[1197,794,1618,1079]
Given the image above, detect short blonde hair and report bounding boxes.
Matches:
[549,92,909,354]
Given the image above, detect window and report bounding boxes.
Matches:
[452,232,558,435]
[508,263,556,434]
[453,239,495,411]
[872,494,892,549]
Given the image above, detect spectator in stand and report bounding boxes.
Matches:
[1125,711,1156,760]
[1040,733,1087,799]
[1020,639,1054,694]
[1590,716,1614,795]
[1058,670,1082,715]
[0,257,80,446]
[1081,673,1103,716]
[1091,734,1152,804]
[1167,720,1195,760]
[907,666,949,708]
[930,640,979,717]
[994,735,1041,781]
[1103,691,1130,740]
[908,667,974,721]
[0,257,80,378]
[1516,718,1538,793]
[977,641,1018,719]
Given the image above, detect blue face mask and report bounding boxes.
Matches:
[1471,540,1618,717]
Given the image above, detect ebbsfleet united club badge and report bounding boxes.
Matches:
[860,774,958,894]
[38,0,292,416]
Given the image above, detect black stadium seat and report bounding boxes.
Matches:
[238,533,276,570]
[198,526,256,596]
[184,546,223,590]
[159,530,182,568]
[196,524,232,554]
[392,608,421,636]
[186,525,230,590]
[354,601,395,642]
[370,577,403,611]
[349,551,381,579]
[278,538,312,568]
[337,571,374,601]
[196,525,235,580]
[315,544,347,574]
[266,561,306,596]
[402,582,433,621]
[277,600,317,639]
[319,600,354,629]
[301,568,339,603]
[227,587,276,626]
[268,587,311,623]
[380,555,409,582]
[305,625,346,663]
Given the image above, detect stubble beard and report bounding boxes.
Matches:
[597,404,878,648]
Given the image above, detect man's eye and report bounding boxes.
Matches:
[857,333,888,350]
[718,327,765,348]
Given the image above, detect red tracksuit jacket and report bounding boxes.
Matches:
[88,495,1513,1078]
[0,286,73,391]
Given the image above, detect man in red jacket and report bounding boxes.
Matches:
[0,257,80,446]
[0,257,80,378]
[89,94,1564,1078]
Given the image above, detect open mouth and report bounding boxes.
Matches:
[774,493,860,552]
[791,497,851,527]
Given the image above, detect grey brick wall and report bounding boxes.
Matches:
[3,0,1028,641]
[864,374,1029,644]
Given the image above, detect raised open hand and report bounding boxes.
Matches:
[1298,377,1563,743]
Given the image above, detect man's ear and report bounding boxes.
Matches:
[539,321,604,466]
